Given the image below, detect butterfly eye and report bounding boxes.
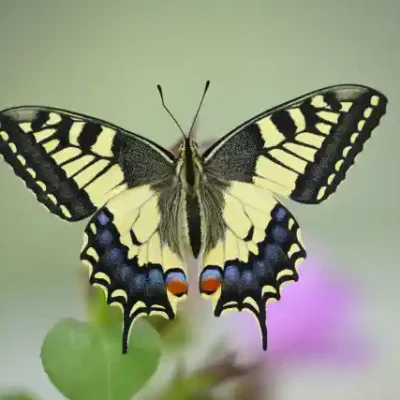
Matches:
[199,267,223,295]
[165,270,188,297]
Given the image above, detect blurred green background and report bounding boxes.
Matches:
[0,1,399,399]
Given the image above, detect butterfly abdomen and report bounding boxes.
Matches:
[184,192,202,259]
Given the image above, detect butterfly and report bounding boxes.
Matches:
[0,82,388,353]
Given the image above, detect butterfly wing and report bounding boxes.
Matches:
[199,182,305,350]
[203,85,388,203]
[80,177,187,353]
[0,106,175,221]
[200,85,387,349]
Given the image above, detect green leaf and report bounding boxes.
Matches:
[0,395,36,400]
[41,318,162,400]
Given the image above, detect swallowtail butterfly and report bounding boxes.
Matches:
[0,82,387,353]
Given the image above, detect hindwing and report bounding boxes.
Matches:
[200,182,305,350]
[0,106,174,221]
[203,85,388,203]
[80,181,188,353]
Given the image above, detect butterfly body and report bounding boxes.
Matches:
[0,84,388,353]
[173,138,214,260]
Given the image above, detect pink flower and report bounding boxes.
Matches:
[225,256,370,366]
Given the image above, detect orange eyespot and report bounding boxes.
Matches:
[165,271,188,297]
[199,267,223,295]
[200,276,222,294]
[166,279,188,296]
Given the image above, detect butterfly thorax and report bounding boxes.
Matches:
[176,138,203,190]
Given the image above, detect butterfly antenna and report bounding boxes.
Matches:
[157,84,186,138]
[188,80,210,139]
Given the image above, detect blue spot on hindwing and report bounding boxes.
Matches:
[146,269,165,296]
[96,211,109,226]
[148,268,164,286]
[270,225,289,244]
[263,244,285,263]
[115,264,134,283]
[242,270,254,284]
[253,260,273,280]
[102,247,124,266]
[97,229,114,246]
[165,271,187,284]
[272,205,287,222]
[200,267,222,282]
[132,273,146,291]
[224,265,240,282]
[241,269,259,291]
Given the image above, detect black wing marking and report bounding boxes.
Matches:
[203,85,388,203]
[0,106,175,221]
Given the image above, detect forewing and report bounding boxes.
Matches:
[80,179,188,353]
[0,106,174,221]
[203,85,387,203]
[200,182,305,350]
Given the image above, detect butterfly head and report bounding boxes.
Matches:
[177,137,199,153]
[173,137,202,188]
[176,137,198,155]
[157,80,210,188]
